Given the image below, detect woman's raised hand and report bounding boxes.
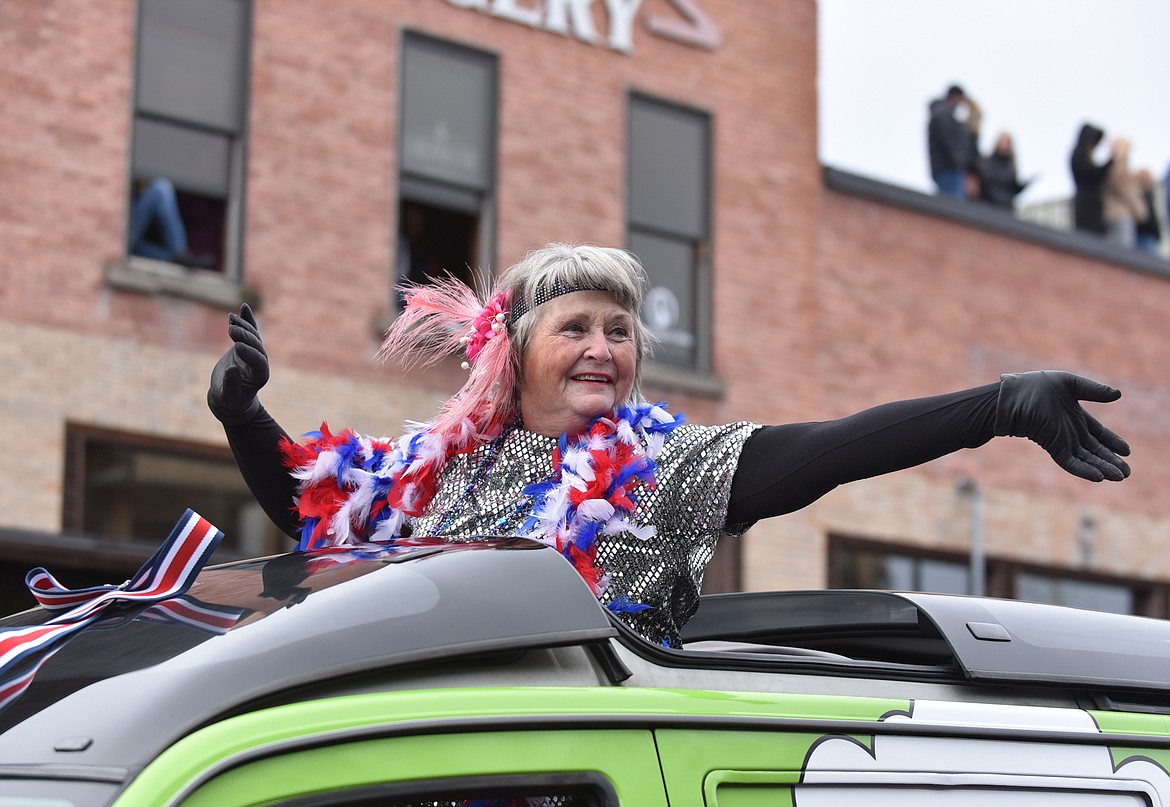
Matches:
[207,303,270,425]
[993,370,1131,482]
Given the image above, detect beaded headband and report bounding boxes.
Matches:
[506,279,607,326]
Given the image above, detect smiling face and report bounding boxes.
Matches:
[518,290,638,437]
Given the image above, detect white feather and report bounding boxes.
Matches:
[644,432,666,458]
[648,404,672,424]
[576,499,615,522]
[371,510,409,542]
[604,517,656,541]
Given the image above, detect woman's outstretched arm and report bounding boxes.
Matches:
[728,372,1130,526]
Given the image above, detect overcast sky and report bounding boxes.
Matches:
[816,0,1170,205]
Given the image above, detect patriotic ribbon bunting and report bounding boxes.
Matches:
[0,509,229,709]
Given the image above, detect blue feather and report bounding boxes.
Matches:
[331,434,362,488]
[296,519,319,553]
[575,521,600,552]
[607,596,654,614]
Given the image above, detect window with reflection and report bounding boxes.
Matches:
[829,535,1166,617]
[627,93,712,372]
[128,0,250,275]
[63,424,280,557]
[832,539,970,594]
[396,32,496,306]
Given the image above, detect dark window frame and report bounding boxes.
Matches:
[394,30,499,308]
[271,771,617,807]
[626,91,714,379]
[110,0,254,308]
[828,533,1170,618]
[62,423,279,556]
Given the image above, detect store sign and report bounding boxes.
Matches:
[444,0,720,52]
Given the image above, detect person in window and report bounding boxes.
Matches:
[129,177,216,269]
[208,244,1131,648]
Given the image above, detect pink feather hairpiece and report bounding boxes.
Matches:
[377,279,517,447]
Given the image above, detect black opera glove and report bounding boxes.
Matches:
[207,303,271,426]
[993,370,1131,482]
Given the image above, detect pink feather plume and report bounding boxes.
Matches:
[377,279,517,444]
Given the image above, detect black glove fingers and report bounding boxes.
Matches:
[227,318,267,356]
[1064,447,1120,482]
[209,305,267,426]
[1080,431,1131,479]
[232,341,270,378]
[1083,411,1131,456]
[228,326,267,360]
[1076,444,1126,481]
[227,313,262,342]
[238,303,258,329]
[222,363,243,401]
[1058,450,1103,482]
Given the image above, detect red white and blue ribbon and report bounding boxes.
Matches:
[0,509,227,707]
[0,594,242,713]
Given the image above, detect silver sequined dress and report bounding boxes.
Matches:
[411,421,760,647]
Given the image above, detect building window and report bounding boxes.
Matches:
[127,0,250,277]
[627,93,712,372]
[63,425,281,558]
[1015,570,1133,615]
[831,539,970,595]
[828,535,1167,618]
[396,33,497,306]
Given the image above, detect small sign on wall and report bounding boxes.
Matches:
[444,0,721,53]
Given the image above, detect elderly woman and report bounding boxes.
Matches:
[209,243,1130,647]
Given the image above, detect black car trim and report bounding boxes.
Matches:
[585,639,633,684]
[0,763,130,784]
[672,588,1170,694]
[272,771,618,807]
[612,614,966,684]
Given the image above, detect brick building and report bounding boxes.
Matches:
[3,0,1170,616]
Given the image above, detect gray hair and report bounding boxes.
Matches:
[500,243,655,394]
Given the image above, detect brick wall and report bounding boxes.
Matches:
[2,0,1169,594]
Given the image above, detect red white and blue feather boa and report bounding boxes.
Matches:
[279,402,683,613]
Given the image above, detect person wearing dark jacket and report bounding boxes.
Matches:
[928,85,976,200]
[979,132,1030,210]
[1071,123,1113,235]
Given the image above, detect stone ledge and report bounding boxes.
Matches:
[105,257,260,310]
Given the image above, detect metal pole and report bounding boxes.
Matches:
[957,477,985,596]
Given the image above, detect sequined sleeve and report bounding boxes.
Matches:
[649,421,761,538]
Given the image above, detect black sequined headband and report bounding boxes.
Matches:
[506,279,607,326]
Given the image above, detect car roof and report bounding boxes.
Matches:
[6,539,1170,782]
[681,587,1170,691]
[0,539,614,774]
